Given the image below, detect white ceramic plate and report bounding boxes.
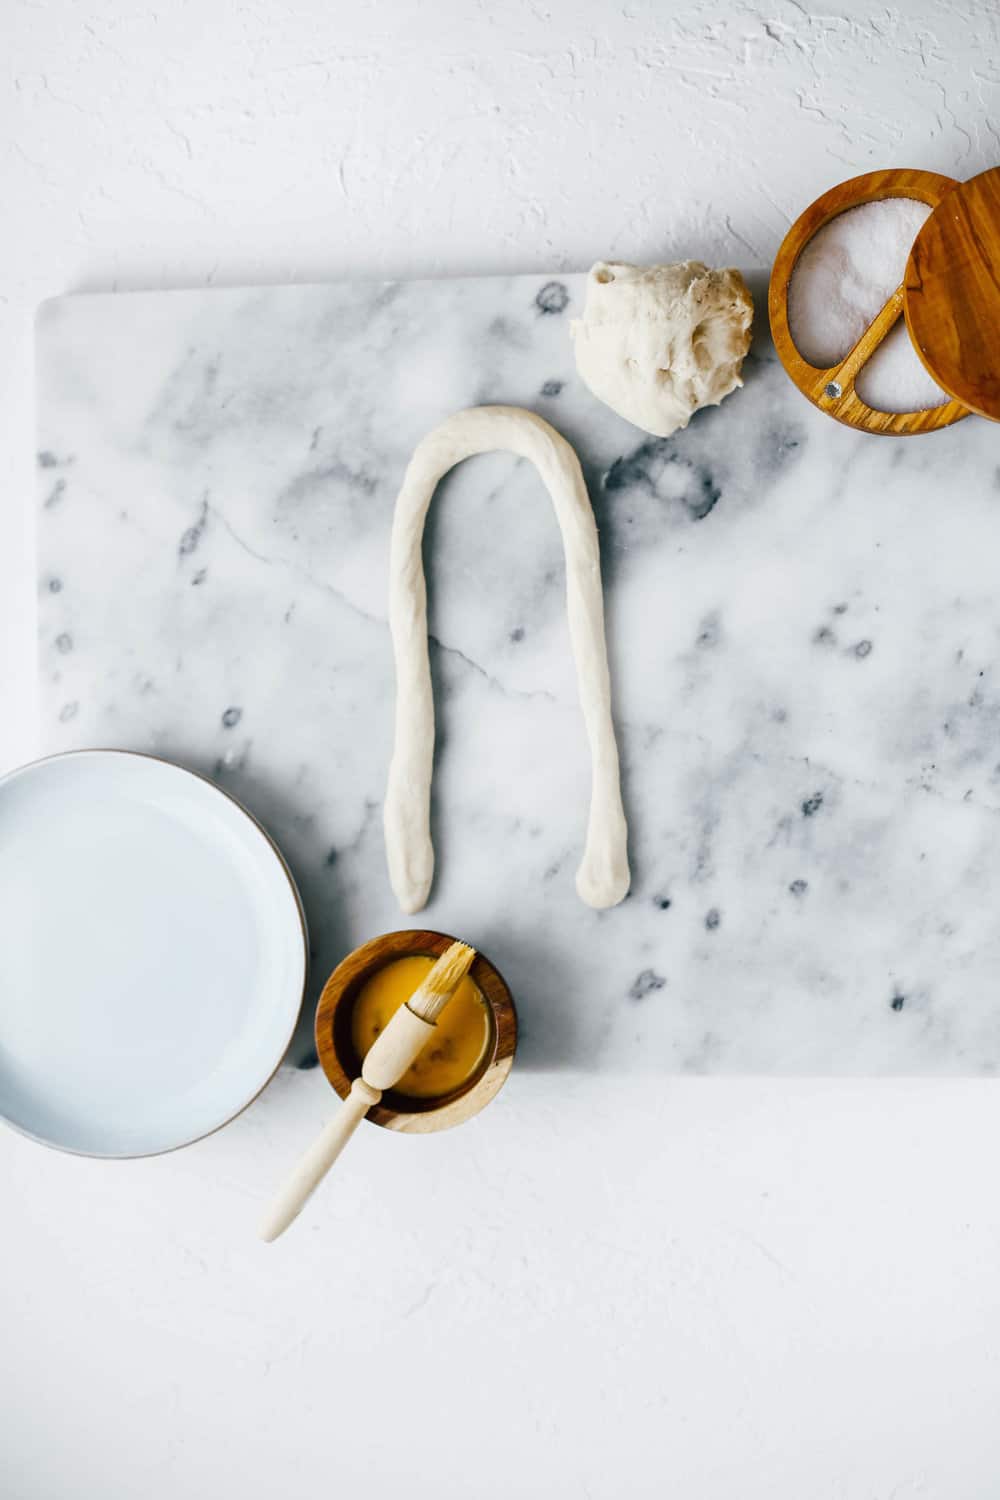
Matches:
[0,751,307,1156]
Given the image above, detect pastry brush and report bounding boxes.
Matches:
[258,940,476,1242]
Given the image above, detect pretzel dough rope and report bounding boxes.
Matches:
[385,405,630,913]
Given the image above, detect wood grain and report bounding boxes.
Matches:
[905,165,1000,422]
[768,167,969,435]
[314,929,518,1133]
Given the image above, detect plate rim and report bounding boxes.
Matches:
[0,747,309,1159]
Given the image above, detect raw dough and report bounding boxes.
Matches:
[571,260,753,437]
[384,405,630,913]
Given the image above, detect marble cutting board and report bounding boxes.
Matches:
[34,271,1000,1075]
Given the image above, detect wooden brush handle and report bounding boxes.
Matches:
[362,1004,437,1088]
[258,1005,437,1242]
[258,1078,380,1242]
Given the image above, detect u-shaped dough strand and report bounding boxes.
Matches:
[385,405,630,913]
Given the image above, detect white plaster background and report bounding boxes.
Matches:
[4,3,1000,1496]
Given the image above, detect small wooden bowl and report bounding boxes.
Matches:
[768,167,969,435]
[315,930,517,1133]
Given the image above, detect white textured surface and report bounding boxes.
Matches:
[5,4,1000,1497]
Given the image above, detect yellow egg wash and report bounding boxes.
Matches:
[351,955,492,1100]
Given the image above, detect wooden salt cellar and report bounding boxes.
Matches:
[769,167,970,436]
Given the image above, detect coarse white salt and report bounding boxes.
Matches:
[854,319,947,413]
[788,197,949,413]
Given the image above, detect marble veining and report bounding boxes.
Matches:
[34,271,1000,1074]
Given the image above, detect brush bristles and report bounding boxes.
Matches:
[408,941,477,1023]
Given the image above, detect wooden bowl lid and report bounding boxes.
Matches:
[768,167,969,435]
[904,165,1000,421]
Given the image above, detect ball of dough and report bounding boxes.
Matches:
[570,261,754,438]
